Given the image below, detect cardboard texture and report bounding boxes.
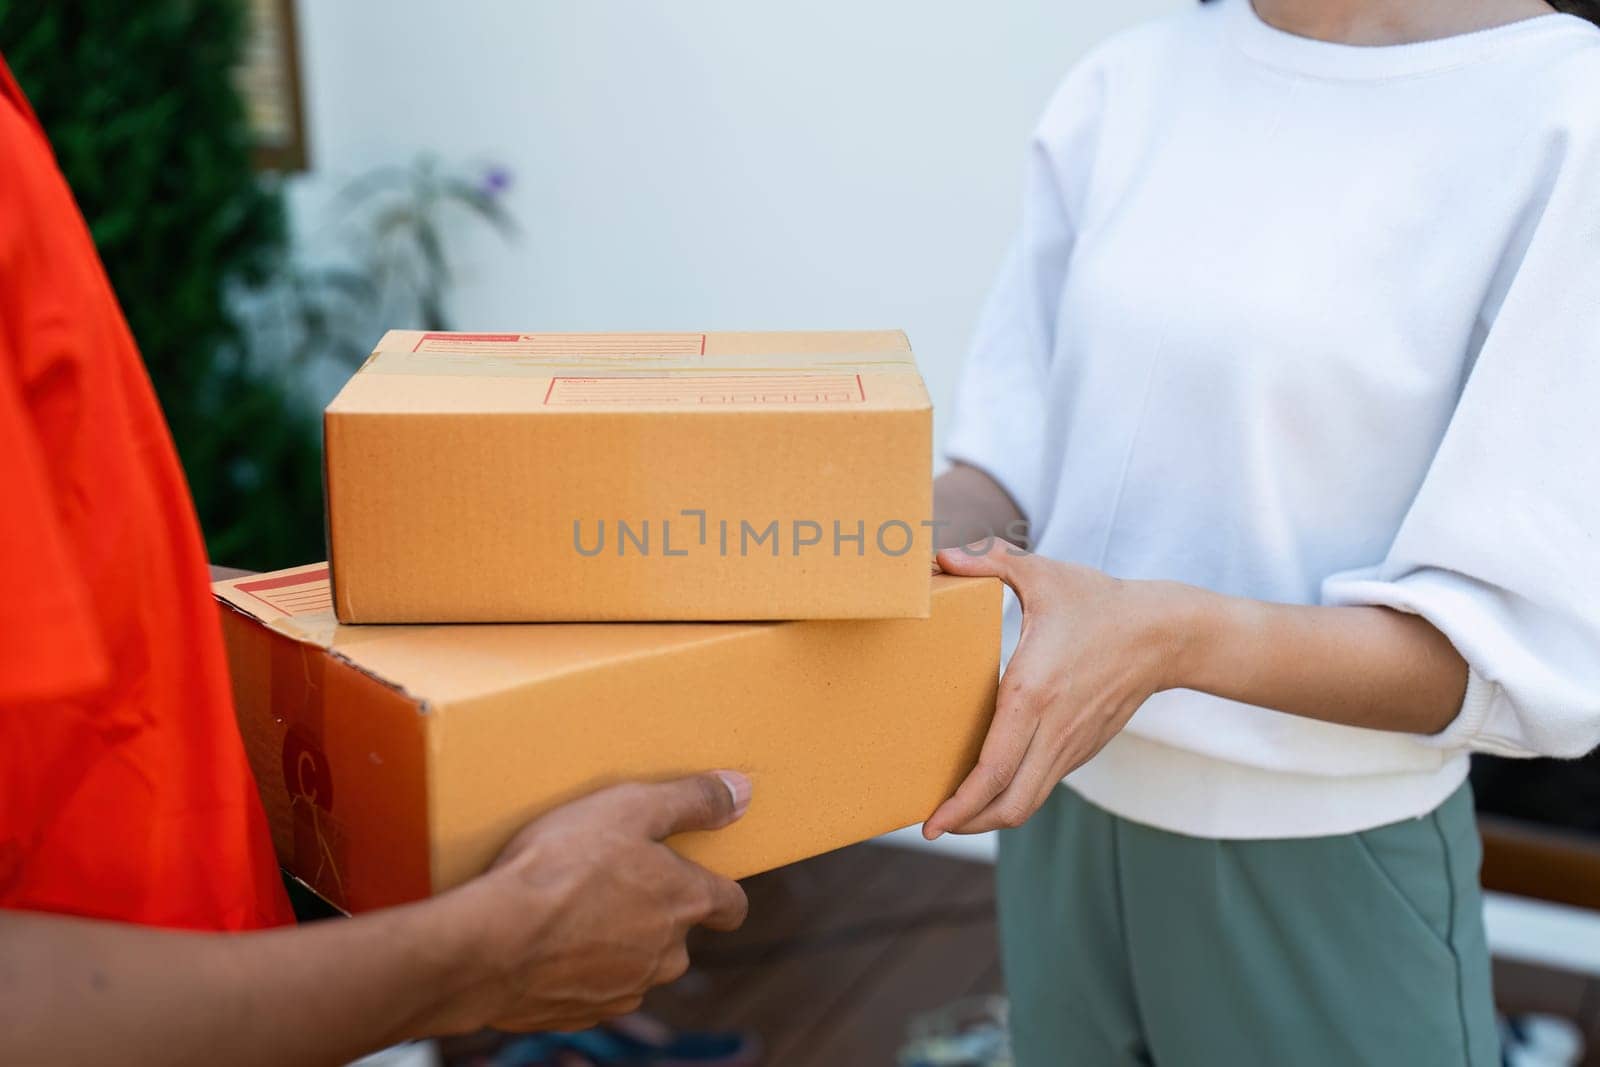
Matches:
[216,564,1001,914]
[324,330,933,623]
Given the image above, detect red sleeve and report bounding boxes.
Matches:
[0,77,112,706]
[0,328,111,706]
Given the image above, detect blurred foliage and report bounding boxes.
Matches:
[1,0,322,569]
[2,5,517,571]
[323,156,518,333]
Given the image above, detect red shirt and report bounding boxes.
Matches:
[0,57,292,930]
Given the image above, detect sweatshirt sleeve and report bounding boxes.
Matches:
[1321,115,1600,760]
[942,60,1108,524]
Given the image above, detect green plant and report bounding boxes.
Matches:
[247,156,519,382]
[2,6,517,570]
[326,155,518,334]
[2,0,320,569]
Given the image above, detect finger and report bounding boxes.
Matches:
[950,730,1072,834]
[539,1000,642,1033]
[935,538,1032,585]
[690,868,749,932]
[618,772,753,840]
[496,1012,595,1035]
[652,944,693,986]
[925,630,1057,839]
[598,997,646,1021]
[923,691,1038,839]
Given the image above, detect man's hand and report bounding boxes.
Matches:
[924,541,1180,837]
[437,773,752,1034]
[0,773,753,1067]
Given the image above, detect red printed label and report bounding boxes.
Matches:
[235,567,333,616]
[412,332,706,356]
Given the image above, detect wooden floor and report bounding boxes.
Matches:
[643,844,1001,1067]
[448,842,1600,1065]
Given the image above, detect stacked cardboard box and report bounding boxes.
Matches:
[325,329,937,622]
[218,331,1000,912]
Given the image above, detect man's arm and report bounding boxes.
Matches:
[926,466,1468,836]
[0,773,751,1066]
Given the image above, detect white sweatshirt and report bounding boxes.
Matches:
[945,0,1600,839]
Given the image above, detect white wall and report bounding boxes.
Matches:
[289,0,1184,444]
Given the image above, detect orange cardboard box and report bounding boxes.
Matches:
[324,330,933,623]
[215,564,1000,913]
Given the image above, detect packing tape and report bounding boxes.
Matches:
[362,348,918,379]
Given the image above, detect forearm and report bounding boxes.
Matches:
[933,463,1028,550]
[926,543,1474,838]
[0,895,478,1067]
[1165,584,1468,736]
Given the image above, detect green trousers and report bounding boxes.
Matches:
[997,783,1497,1066]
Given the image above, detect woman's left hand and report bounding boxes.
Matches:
[924,539,1193,838]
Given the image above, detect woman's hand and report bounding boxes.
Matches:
[925,540,1195,838]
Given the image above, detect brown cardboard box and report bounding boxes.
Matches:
[216,564,999,913]
[324,330,933,623]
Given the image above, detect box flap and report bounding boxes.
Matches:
[216,564,973,706]
[326,330,930,416]
[215,564,780,704]
[214,564,343,647]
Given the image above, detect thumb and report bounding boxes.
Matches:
[936,538,1030,582]
[627,772,753,840]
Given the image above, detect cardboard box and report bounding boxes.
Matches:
[324,330,933,623]
[215,564,1000,913]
